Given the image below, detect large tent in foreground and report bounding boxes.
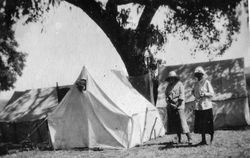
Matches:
[0,67,164,149]
[48,66,165,149]
[156,58,250,130]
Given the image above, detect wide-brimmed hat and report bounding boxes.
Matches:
[194,66,206,75]
[166,71,179,81]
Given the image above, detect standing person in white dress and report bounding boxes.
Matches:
[165,71,192,144]
[192,66,215,145]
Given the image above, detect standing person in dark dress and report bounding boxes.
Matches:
[165,71,192,144]
[192,66,215,145]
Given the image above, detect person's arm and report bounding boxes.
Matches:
[177,99,184,108]
[191,84,196,97]
[167,96,178,109]
[204,80,214,97]
[165,88,169,103]
[165,89,178,109]
[192,89,195,96]
[177,82,185,107]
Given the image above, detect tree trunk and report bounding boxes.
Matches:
[113,32,156,103]
[117,46,148,77]
[65,0,151,77]
[65,0,155,102]
[113,29,149,77]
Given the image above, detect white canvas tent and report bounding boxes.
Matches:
[0,88,58,146]
[48,66,165,149]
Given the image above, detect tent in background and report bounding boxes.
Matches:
[48,66,165,149]
[0,91,26,112]
[5,91,27,106]
[157,58,250,130]
[0,88,59,147]
[0,85,71,149]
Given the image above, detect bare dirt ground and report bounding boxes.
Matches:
[1,128,250,158]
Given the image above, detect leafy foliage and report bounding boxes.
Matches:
[162,0,246,58]
[0,0,247,79]
[112,0,246,74]
[116,0,246,60]
[0,1,28,91]
[0,0,57,90]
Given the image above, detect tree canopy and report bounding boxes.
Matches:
[0,0,247,90]
[0,1,26,91]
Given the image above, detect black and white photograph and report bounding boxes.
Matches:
[0,0,250,157]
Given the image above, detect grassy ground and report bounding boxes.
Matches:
[1,128,250,158]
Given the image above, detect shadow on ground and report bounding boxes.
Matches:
[141,141,200,150]
[159,142,202,150]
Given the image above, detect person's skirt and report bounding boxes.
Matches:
[194,108,214,134]
[167,107,190,134]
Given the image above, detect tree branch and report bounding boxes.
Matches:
[64,0,122,46]
[136,3,159,31]
[115,0,145,5]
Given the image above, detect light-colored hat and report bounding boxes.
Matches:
[166,71,179,80]
[194,66,206,75]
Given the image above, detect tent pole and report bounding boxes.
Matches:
[148,71,155,105]
[149,118,158,140]
[13,122,18,144]
[45,120,54,150]
[21,117,48,145]
[56,82,60,103]
[141,108,148,143]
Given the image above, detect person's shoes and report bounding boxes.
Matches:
[210,133,214,144]
[197,141,207,146]
[187,139,192,145]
